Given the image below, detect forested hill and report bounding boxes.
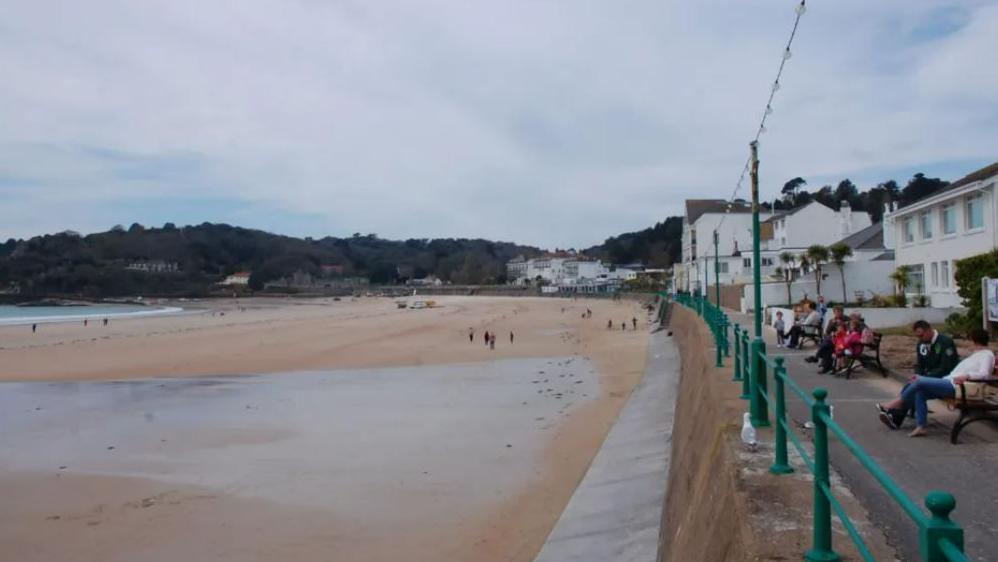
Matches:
[0,223,543,297]
[582,217,683,268]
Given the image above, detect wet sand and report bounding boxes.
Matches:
[0,296,650,561]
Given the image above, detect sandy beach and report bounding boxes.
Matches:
[0,295,651,562]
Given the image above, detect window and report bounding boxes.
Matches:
[908,264,925,294]
[941,203,957,235]
[919,211,932,239]
[931,262,938,287]
[743,258,751,268]
[966,194,984,230]
[902,217,915,243]
[941,260,950,288]
[718,262,729,274]
[761,257,774,267]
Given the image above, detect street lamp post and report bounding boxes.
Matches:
[714,229,720,308]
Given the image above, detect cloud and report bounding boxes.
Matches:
[0,0,995,247]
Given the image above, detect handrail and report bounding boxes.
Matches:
[819,410,925,523]
[671,294,968,562]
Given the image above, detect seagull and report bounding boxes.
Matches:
[741,412,758,452]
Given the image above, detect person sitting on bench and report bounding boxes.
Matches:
[912,320,959,378]
[806,306,845,370]
[877,328,994,437]
[787,302,821,348]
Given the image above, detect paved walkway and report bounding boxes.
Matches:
[726,310,998,562]
[534,331,679,562]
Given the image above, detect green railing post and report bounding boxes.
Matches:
[715,316,724,367]
[720,316,730,358]
[806,388,840,562]
[920,492,964,562]
[769,357,793,475]
[733,324,742,381]
[750,338,770,427]
[740,332,751,399]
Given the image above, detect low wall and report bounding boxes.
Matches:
[762,305,961,330]
[742,261,896,312]
[658,306,749,561]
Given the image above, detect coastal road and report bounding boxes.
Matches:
[727,310,998,562]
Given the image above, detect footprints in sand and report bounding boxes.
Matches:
[44,491,216,527]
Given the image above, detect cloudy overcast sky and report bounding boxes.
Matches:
[1,0,996,248]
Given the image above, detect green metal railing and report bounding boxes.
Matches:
[673,293,968,562]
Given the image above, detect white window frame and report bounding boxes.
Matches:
[931,262,939,288]
[965,194,984,231]
[941,203,957,236]
[718,262,729,274]
[941,260,950,288]
[902,217,915,243]
[919,211,933,240]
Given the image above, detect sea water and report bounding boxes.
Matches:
[0,304,182,325]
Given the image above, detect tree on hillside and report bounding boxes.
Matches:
[806,244,829,297]
[900,173,949,206]
[829,242,853,303]
[781,177,807,206]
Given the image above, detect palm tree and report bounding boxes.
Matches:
[889,265,911,307]
[806,245,829,297]
[777,251,797,305]
[829,242,853,303]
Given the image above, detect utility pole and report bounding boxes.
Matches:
[749,140,769,427]
[714,229,721,308]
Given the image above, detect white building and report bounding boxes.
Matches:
[763,200,871,251]
[507,256,635,291]
[884,162,998,308]
[220,272,251,286]
[676,199,771,293]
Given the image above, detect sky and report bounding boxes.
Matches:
[1,0,996,249]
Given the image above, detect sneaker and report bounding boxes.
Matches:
[879,411,899,430]
[805,356,818,363]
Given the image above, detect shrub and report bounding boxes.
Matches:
[945,312,976,339]
[954,249,998,327]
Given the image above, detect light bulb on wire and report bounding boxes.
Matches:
[765,105,773,115]
[796,1,806,16]
[783,49,792,61]
[772,81,781,92]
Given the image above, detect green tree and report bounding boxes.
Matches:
[776,251,798,306]
[806,245,829,297]
[781,177,807,207]
[889,265,911,307]
[954,250,998,327]
[829,243,853,303]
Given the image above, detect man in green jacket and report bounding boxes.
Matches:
[913,320,959,378]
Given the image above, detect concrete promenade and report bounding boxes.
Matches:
[727,309,998,562]
[534,330,679,562]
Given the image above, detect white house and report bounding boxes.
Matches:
[220,272,251,286]
[676,199,771,293]
[763,200,871,252]
[884,161,998,308]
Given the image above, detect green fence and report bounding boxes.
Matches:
[673,293,968,562]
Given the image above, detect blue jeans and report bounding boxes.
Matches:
[900,376,955,426]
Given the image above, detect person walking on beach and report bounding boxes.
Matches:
[83,319,88,327]
[31,323,37,333]
[587,308,592,319]
[632,317,638,330]
[607,319,613,330]
[489,333,496,350]
[484,330,490,347]
[621,322,626,331]
[103,317,108,327]
[469,328,474,343]
[510,331,514,344]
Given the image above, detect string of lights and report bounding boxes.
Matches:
[715,0,807,231]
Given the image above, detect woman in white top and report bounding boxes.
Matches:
[878,328,995,437]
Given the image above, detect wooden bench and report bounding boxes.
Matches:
[949,376,998,444]
[838,332,886,379]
